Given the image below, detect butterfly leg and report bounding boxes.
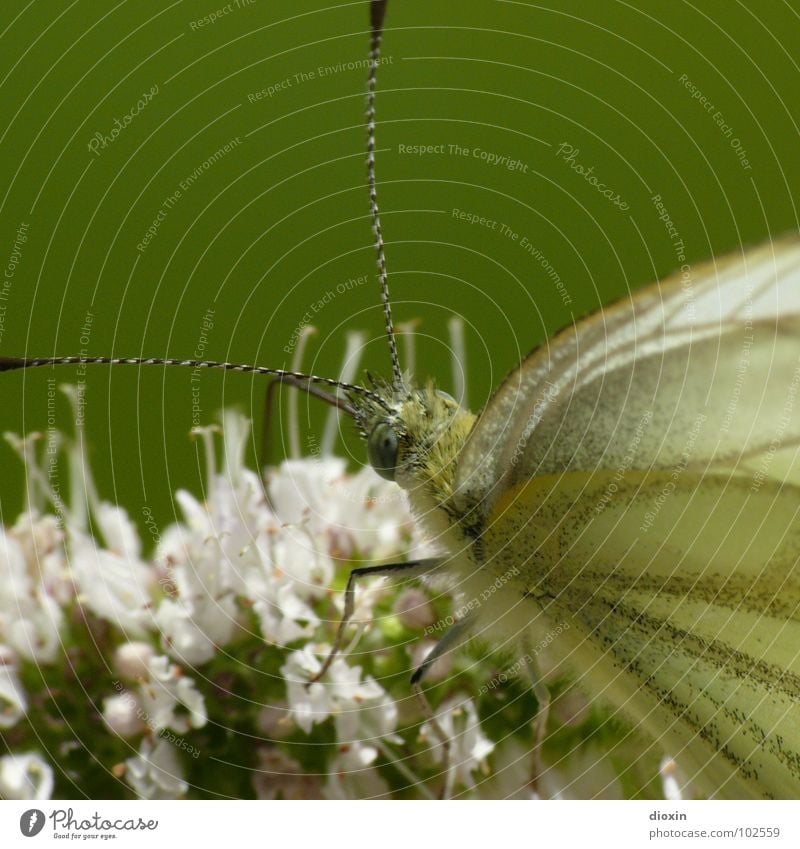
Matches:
[522,645,551,797]
[410,617,473,799]
[307,558,443,686]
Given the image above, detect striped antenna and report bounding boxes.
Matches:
[0,356,391,415]
[367,0,404,391]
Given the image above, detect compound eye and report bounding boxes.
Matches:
[367,421,399,481]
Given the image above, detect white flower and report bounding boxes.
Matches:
[11,512,71,606]
[267,459,414,562]
[660,756,684,801]
[421,696,494,790]
[125,739,187,799]
[69,529,155,637]
[253,748,322,799]
[154,494,321,663]
[151,416,275,662]
[0,752,53,800]
[0,658,27,728]
[2,400,496,800]
[102,692,145,737]
[150,411,414,667]
[0,528,63,662]
[281,647,331,734]
[138,655,207,734]
[154,598,214,666]
[93,502,144,562]
[179,412,272,573]
[248,530,329,647]
[164,478,266,600]
[267,457,348,530]
[324,741,389,800]
[331,465,414,560]
[282,648,399,744]
[251,581,317,647]
[327,659,399,744]
[114,641,156,680]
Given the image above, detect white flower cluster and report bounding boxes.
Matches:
[0,312,680,800]
[0,403,501,800]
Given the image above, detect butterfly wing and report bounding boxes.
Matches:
[455,235,800,515]
[454,236,800,798]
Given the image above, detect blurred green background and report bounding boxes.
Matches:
[0,0,798,538]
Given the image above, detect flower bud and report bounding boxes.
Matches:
[114,641,155,680]
[392,588,435,630]
[103,693,146,737]
[0,752,54,800]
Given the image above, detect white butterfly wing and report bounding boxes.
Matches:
[455,235,800,514]
[453,236,800,798]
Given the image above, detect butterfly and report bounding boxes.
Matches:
[2,0,799,800]
[302,228,800,800]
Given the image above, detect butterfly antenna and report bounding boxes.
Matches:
[0,356,391,415]
[367,0,404,392]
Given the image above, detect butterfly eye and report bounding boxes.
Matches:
[367,421,399,481]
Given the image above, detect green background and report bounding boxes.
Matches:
[1,0,798,537]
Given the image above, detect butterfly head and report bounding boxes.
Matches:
[348,376,475,496]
